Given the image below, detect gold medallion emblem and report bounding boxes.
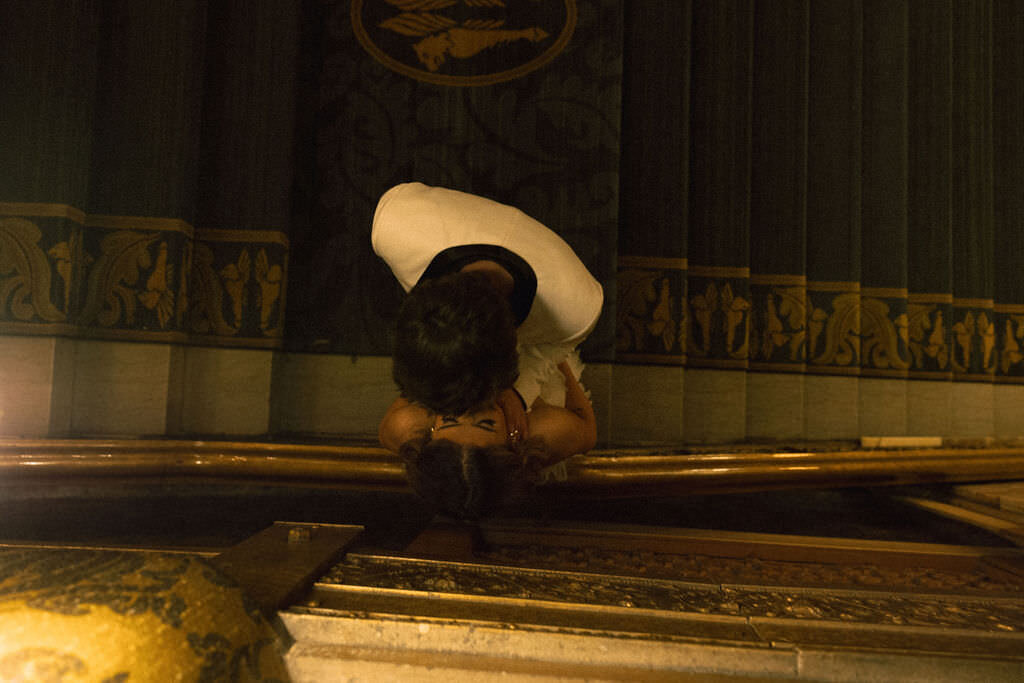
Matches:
[352,0,577,87]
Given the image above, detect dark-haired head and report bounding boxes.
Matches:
[392,271,518,416]
[399,436,546,520]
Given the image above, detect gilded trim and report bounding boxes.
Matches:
[749,273,806,286]
[862,286,909,298]
[807,280,860,292]
[954,297,995,308]
[617,255,687,269]
[908,292,954,304]
[689,265,750,279]
[85,214,194,237]
[196,228,290,247]
[0,202,86,223]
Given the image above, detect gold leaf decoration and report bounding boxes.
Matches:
[979,312,996,373]
[385,1,459,12]
[686,281,749,360]
[808,293,859,367]
[380,12,457,37]
[721,283,750,359]
[952,311,975,373]
[80,231,159,328]
[860,297,910,371]
[47,230,81,312]
[254,248,282,333]
[189,243,239,336]
[754,287,806,363]
[137,242,174,329]
[616,269,676,354]
[688,282,717,357]
[220,249,250,329]
[907,304,948,370]
[0,217,66,322]
[1001,317,1024,374]
[176,240,191,329]
[647,278,675,351]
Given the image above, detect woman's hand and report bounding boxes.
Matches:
[496,388,529,444]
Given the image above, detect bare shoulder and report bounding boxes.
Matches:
[379,399,432,452]
[527,402,596,462]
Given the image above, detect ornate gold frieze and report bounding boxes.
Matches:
[615,258,686,364]
[0,216,73,327]
[687,274,750,368]
[805,288,860,373]
[613,260,1024,384]
[906,302,952,375]
[0,203,287,348]
[188,231,287,347]
[859,292,911,377]
[951,301,997,378]
[78,227,189,336]
[749,283,807,368]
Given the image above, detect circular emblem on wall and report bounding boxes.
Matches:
[352,0,577,87]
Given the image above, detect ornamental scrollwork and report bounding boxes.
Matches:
[688,281,750,360]
[951,309,997,374]
[0,217,66,322]
[860,297,910,371]
[907,304,949,370]
[751,286,806,363]
[616,268,682,355]
[807,292,859,368]
[80,230,164,328]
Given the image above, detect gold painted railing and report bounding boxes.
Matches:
[2,439,1024,497]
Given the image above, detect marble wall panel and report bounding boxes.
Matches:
[804,375,859,440]
[69,340,181,436]
[181,347,273,435]
[683,369,747,443]
[610,365,684,444]
[858,377,908,437]
[746,373,805,441]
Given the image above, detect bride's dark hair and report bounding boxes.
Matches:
[399,435,547,520]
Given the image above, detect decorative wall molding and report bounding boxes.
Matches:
[0,203,287,348]
[615,255,1024,385]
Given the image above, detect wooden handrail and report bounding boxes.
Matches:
[2,438,1024,497]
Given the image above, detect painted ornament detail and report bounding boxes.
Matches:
[352,0,577,86]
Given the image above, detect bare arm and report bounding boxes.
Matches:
[378,396,433,453]
[527,361,597,463]
[496,387,529,442]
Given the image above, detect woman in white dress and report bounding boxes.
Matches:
[373,183,602,518]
